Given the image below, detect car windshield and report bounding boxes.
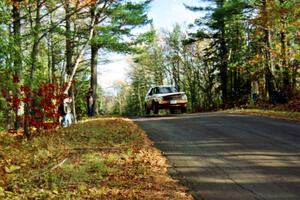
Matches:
[158,87,177,94]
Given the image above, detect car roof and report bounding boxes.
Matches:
[153,85,175,88]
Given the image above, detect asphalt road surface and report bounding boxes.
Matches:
[133,112,300,200]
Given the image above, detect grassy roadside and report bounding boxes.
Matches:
[225,108,300,122]
[0,118,193,199]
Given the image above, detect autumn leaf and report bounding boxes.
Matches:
[0,118,193,199]
[0,186,5,197]
[5,165,21,173]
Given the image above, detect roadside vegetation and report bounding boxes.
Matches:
[0,0,151,137]
[111,0,299,116]
[0,118,193,199]
[0,0,299,131]
[227,108,300,122]
[0,0,298,198]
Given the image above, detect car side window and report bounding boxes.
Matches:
[148,89,153,96]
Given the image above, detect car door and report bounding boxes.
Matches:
[145,88,154,108]
[152,87,159,98]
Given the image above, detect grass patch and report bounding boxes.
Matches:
[0,117,193,199]
[226,108,300,122]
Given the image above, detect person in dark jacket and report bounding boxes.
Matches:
[86,88,94,117]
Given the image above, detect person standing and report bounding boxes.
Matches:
[59,96,72,127]
[63,96,72,127]
[86,88,94,117]
[58,99,65,126]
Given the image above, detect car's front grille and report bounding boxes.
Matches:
[163,94,182,101]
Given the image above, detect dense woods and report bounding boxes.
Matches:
[116,0,299,115]
[0,0,299,134]
[0,0,151,136]
[0,1,298,199]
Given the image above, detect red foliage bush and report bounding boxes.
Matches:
[1,76,69,132]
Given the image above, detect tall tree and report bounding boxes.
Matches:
[11,1,22,129]
[186,0,249,106]
[88,0,151,116]
[23,0,42,137]
[164,24,184,91]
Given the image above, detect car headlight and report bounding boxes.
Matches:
[182,94,187,100]
[157,96,163,102]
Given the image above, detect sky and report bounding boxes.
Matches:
[98,0,202,95]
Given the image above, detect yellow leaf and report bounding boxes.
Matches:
[0,186,5,197]
[52,189,59,195]
[4,165,21,173]
[78,184,87,192]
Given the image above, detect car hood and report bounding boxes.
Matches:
[155,92,185,97]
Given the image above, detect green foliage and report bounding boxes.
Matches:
[135,28,156,45]
[92,0,151,54]
[183,0,299,108]
[123,0,299,114]
[0,0,152,131]
[0,101,6,130]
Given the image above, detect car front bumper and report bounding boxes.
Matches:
[157,100,187,109]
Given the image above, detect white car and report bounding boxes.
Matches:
[144,86,188,114]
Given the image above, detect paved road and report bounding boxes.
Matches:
[133,112,300,200]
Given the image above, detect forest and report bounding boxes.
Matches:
[0,0,151,137]
[119,0,299,115]
[0,0,299,137]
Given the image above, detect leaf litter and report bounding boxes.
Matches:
[0,117,194,199]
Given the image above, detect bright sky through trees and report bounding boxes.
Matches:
[99,0,200,95]
[1,0,298,132]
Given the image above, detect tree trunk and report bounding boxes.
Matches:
[214,0,228,107]
[137,82,143,115]
[234,21,240,100]
[220,19,228,107]
[264,26,276,101]
[12,4,22,80]
[65,0,72,79]
[177,59,180,91]
[260,0,275,101]
[64,0,78,122]
[171,60,180,91]
[12,3,22,130]
[63,9,97,95]
[291,61,298,90]
[48,10,56,84]
[71,85,77,122]
[47,34,52,83]
[279,0,290,93]
[90,6,100,116]
[24,0,41,138]
[90,40,99,116]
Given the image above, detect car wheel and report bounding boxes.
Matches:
[153,103,159,114]
[145,104,150,115]
[181,107,187,113]
[169,108,175,114]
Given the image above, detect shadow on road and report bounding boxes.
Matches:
[133,112,300,200]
